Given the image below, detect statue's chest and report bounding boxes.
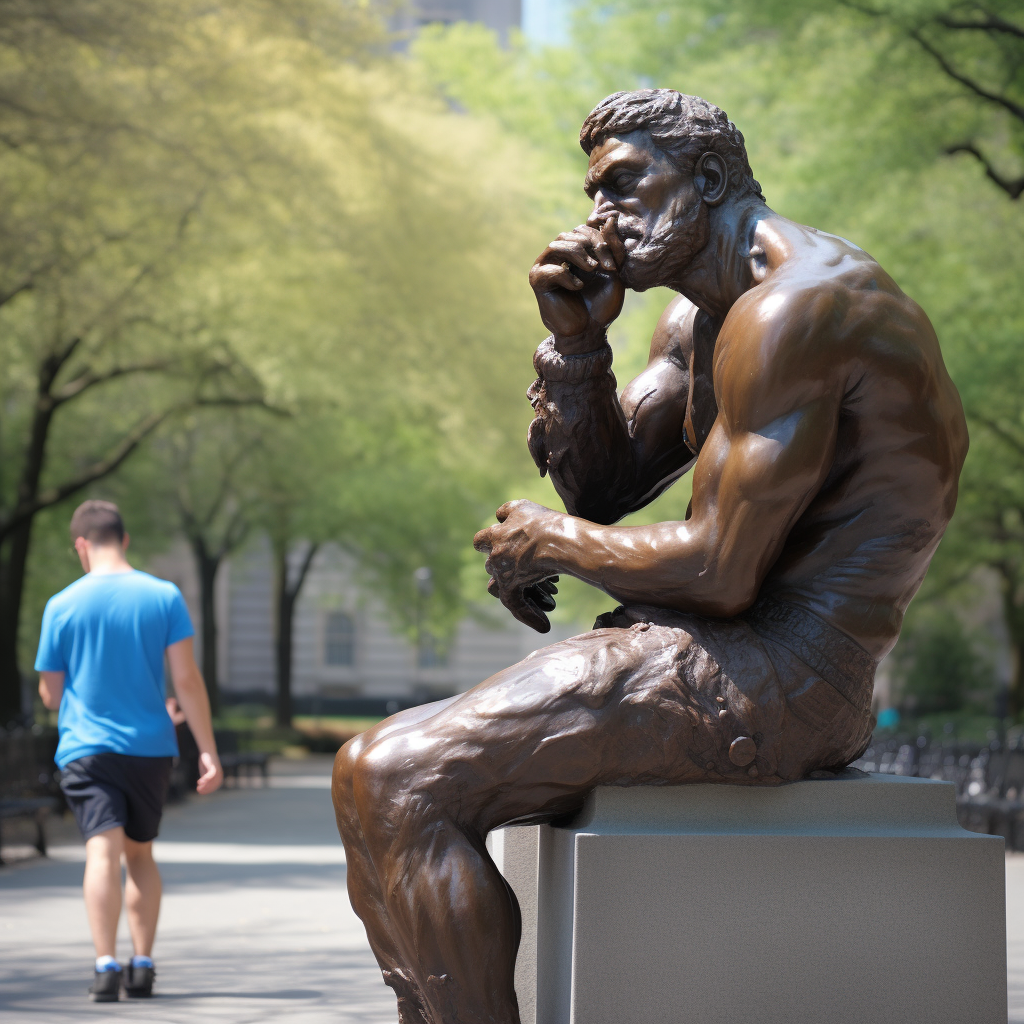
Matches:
[683,311,720,456]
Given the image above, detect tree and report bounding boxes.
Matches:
[838,1,1024,199]
[116,410,278,714]
[246,402,499,726]
[892,608,996,715]
[0,0,387,720]
[2,0,558,723]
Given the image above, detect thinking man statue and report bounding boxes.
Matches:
[333,90,968,1024]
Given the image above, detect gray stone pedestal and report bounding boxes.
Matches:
[488,773,1006,1024]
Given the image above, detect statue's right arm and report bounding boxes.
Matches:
[528,295,697,525]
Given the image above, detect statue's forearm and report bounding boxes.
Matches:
[527,336,638,524]
[538,515,752,619]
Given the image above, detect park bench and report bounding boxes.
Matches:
[961,746,1024,851]
[855,730,1024,851]
[0,726,62,865]
[0,796,59,862]
[214,729,271,787]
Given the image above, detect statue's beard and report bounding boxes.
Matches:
[617,206,709,293]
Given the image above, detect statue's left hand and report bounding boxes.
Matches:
[473,500,561,633]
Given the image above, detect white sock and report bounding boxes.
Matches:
[95,955,120,972]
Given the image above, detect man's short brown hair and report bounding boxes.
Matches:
[70,500,125,545]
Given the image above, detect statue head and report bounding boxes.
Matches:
[580,90,763,291]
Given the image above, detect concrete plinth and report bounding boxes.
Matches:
[489,773,1006,1024]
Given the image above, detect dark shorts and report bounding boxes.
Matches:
[60,753,173,843]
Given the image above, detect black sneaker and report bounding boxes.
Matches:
[125,961,155,998]
[88,966,121,1002]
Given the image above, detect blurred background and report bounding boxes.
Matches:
[1,0,1023,760]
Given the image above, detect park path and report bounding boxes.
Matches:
[1,755,1021,1022]
[0,755,395,1024]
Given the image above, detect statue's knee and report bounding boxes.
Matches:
[333,733,367,793]
[349,740,410,810]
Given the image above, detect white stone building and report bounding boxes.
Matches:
[150,539,580,712]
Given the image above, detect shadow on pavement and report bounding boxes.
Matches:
[0,859,346,890]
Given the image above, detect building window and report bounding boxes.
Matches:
[325,611,355,667]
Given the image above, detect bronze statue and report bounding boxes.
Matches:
[332,90,968,1024]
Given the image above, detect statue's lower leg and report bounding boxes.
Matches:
[370,812,522,1024]
[334,747,437,1024]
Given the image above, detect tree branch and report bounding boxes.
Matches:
[946,142,1024,198]
[973,413,1024,459]
[195,395,290,417]
[936,11,1024,40]
[910,27,1024,123]
[37,336,84,396]
[219,505,250,559]
[836,0,886,17]
[287,541,320,603]
[0,409,171,539]
[0,275,34,311]
[51,359,173,405]
[0,395,274,542]
[194,441,254,532]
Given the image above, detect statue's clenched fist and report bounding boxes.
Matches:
[529,216,626,353]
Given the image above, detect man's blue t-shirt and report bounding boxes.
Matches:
[35,571,194,768]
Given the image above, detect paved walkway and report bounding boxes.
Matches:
[1,757,1020,1022]
[0,756,394,1023]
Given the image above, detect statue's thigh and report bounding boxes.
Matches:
[411,622,781,831]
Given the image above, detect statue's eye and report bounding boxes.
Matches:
[613,172,637,192]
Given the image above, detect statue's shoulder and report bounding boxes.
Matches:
[741,220,920,334]
[761,220,907,309]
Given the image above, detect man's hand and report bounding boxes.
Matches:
[196,751,223,795]
[529,217,627,353]
[474,500,562,633]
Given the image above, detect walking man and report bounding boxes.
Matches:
[36,500,223,1001]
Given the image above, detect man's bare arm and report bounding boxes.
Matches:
[478,291,843,622]
[166,637,223,795]
[39,671,64,710]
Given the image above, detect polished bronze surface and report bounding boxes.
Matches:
[333,90,968,1024]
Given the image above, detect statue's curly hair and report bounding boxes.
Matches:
[580,89,763,201]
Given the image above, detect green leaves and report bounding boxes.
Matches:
[4,1,557,693]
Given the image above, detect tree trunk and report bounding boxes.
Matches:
[0,354,62,724]
[0,520,34,723]
[272,540,319,729]
[1008,637,1023,721]
[273,544,295,728]
[998,565,1024,720]
[189,537,221,717]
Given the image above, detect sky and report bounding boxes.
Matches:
[521,0,573,46]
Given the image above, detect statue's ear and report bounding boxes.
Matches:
[695,152,729,206]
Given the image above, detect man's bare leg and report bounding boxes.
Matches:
[123,838,161,958]
[84,828,124,959]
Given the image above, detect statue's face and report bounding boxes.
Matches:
[584,131,709,292]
